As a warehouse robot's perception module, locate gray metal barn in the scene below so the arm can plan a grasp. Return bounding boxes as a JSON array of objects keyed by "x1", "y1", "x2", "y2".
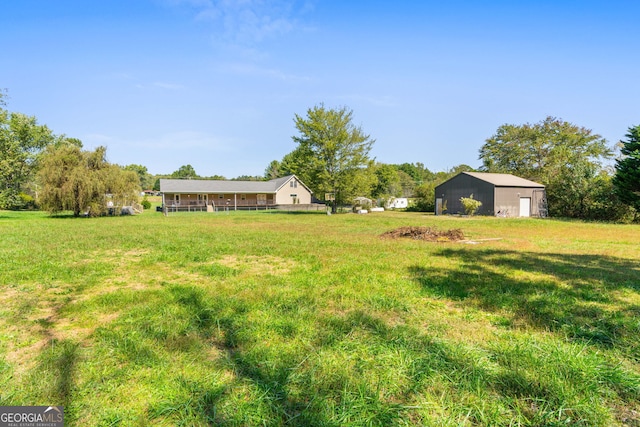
[{"x1": 434, "y1": 172, "x2": 547, "y2": 217}]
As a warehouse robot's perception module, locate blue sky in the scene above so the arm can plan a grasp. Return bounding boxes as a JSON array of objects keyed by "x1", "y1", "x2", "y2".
[{"x1": 2, "y1": 1, "x2": 639, "y2": 178}]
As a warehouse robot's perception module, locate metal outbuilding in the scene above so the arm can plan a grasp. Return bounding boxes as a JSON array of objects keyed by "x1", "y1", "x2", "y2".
[{"x1": 434, "y1": 172, "x2": 547, "y2": 217}]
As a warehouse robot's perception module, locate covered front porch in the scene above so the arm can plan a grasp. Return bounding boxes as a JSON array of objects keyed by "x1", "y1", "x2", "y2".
[{"x1": 162, "y1": 192, "x2": 277, "y2": 212}]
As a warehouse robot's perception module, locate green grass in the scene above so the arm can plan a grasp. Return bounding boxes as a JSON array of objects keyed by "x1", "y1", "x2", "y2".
[{"x1": 1, "y1": 209, "x2": 639, "y2": 426}]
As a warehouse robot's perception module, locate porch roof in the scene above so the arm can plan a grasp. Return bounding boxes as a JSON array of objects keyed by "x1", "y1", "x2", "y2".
[{"x1": 159, "y1": 175, "x2": 298, "y2": 194}]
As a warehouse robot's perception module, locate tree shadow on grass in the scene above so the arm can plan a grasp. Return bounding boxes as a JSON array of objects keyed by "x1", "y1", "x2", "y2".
[
  {"x1": 29, "y1": 339, "x2": 79, "y2": 423},
  {"x1": 151, "y1": 285, "x2": 334, "y2": 426},
  {"x1": 409, "y1": 248, "x2": 640, "y2": 358},
  {"x1": 152, "y1": 284, "x2": 640, "y2": 426}
]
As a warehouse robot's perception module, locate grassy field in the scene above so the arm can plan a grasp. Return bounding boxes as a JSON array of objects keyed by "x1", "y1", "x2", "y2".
[{"x1": 1, "y1": 208, "x2": 639, "y2": 426}]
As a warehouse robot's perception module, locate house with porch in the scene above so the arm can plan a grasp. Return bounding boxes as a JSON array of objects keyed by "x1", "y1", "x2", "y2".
[{"x1": 159, "y1": 175, "x2": 317, "y2": 211}]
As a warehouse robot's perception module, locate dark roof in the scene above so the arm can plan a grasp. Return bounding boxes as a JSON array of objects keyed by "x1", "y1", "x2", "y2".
[
  {"x1": 458, "y1": 172, "x2": 544, "y2": 188},
  {"x1": 159, "y1": 175, "x2": 311, "y2": 194}
]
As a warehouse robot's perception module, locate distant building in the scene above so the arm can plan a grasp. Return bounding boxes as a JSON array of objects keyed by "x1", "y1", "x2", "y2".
[
  {"x1": 159, "y1": 175, "x2": 318, "y2": 212},
  {"x1": 435, "y1": 172, "x2": 547, "y2": 217},
  {"x1": 387, "y1": 197, "x2": 408, "y2": 209}
]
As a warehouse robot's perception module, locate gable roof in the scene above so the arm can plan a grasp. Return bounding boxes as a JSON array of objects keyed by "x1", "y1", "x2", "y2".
[
  {"x1": 159, "y1": 175, "x2": 313, "y2": 194},
  {"x1": 461, "y1": 172, "x2": 544, "y2": 188}
]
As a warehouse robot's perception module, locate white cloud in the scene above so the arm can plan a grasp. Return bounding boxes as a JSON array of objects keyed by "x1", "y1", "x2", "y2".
[
  {"x1": 218, "y1": 62, "x2": 310, "y2": 82},
  {"x1": 169, "y1": 0, "x2": 312, "y2": 45},
  {"x1": 153, "y1": 82, "x2": 185, "y2": 90}
]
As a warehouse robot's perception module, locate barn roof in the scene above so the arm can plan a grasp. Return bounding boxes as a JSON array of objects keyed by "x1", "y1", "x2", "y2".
[
  {"x1": 461, "y1": 172, "x2": 544, "y2": 188},
  {"x1": 159, "y1": 175, "x2": 312, "y2": 194}
]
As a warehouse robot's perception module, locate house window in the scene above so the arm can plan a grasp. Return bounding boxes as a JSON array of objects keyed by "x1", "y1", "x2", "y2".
[
  {"x1": 257, "y1": 194, "x2": 267, "y2": 205},
  {"x1": 241, "y1": 194, "x2": 247, "y2": 200},
  {"x1": 175, "y1": 194, "x2": 180, "y2": 204},
  {"x1": 218, "y1": 194, "x2": 224, "y2": 199},
  {"x1": 290, "y1": 180, "x2": 298, "y2": 188}
]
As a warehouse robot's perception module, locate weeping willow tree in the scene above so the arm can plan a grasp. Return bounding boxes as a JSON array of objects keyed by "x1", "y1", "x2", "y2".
[{"x1": 38, "y1": 144, "x2": 140, "y2": 216}]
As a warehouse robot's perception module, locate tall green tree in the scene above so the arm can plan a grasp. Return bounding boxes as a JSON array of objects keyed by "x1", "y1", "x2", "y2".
[
  {"x1": 0, "y1": 99, "x2": 56, "y2": 208},
  {"x1": 264, "y1": 160, "x2": 282, "y2": 180},
  {"x1": 291, "y1": 104, "x2": 375, "y2": 212},
  {"x1": 371, "y1": 163, "x2": 402, "y2": 200},
  {"x1": 38, "y1": 144, "x2": 140, "y2": 216},
  {"x1": 613, "y1": 125, "x2": 640, "y2": 213},
  {"x1": 480, "y1": 117, "x2": 613, "y2": 219},
  {"x1": 394, "y1": 162, "x2": 433, "y2": 185},
  {"x1": 480, "y1": 117, "x2": 611, "y2": 184},
  {"x1": 171, "y1": 164, "x2": 198, "y2": 179},
  {"x1": 124, "y1": 164, "x2": 153, "y2": 189}
]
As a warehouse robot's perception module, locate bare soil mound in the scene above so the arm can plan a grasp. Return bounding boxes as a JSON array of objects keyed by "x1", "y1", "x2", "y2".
[{"x1": 381, "y1": 226, "x2": 464, "y2": 242}]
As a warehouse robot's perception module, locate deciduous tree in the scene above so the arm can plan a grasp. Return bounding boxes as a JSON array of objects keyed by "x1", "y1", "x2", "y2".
[
  {"x1": 480, "y1": 117, "x2": 613, "y2": 218},
  {"x1": 291, "y1": 104, "x2": 375, "y2": 212},
  {"x1": 480, "y1": 117, "x2": 611, "y2": 184},
  {"x1": 124, "y1": 163, "x2": 154, "y2": 189},
  {"x1": 38, "y1": 144, "x2": 140, "y2": 216},
  {"x1": 0, "y1": 101, "x2": 56, "y2": 208},
  {"x1": 171, "y1": 164, "x2": 198, "y2": 179}
]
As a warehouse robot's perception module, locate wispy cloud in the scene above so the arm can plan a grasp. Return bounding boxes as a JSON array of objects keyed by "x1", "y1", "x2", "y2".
[
  {"x1": 218, "y1": 62, "x2": 310, "y2": 82},
  {"x1": 153, "y1": 82, "x2": 185, "y2": 90},
  {"x1": 107, "y1": 72, "x2": 185, "y2": 91},
  {"x1": 168, "y1": 0, "x2": 314, "y2": 45}
]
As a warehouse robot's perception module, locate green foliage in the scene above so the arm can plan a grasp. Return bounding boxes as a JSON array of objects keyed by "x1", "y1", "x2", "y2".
[
  {"x1": 231, "y1": 175, "x2": 264, "y2": 181},
  {"x1": 0, "y1": 105, "x2": 56, "y2": 209},
  {"x1": 290, "y1": 104, "x2": 375, "y2": 212},
  {"x1": 264, "y1": 160, "x2": 282, "y2": 180},
  {"x1": 141, "y1": 195, "x2": 152, "y2": 210},
  {"x1": 460, "y1": 193, "x2": 482, "y2": 215},
  {"x1": 123, "y1": 163, "x2": 154, "y2": 189},
  {"x1": 370, "y1": 163, "x2": 403, "y2": 200},
  {"x1": 18, "y1": 192, "x2": 37, "y2": 210},
  {"x1": 613, "y1": 125, "x2": 640, "y2": 214},
  {"x1": 480, "y1": 117, "x2": 611, "y2": 184},
  {"x1": 395, "y1": 162, "x2": 433, "y2": 184},
  {"x1": 38, "y1": 144, "x2": 140, "y2": 216},
  {"x1": 171, "y1": 164, "x2": 199, "y2": 179},
  {"x1": 408, "y1": 165, "x2": 474, "y2": 212},
  {"x1": 480, "y1": 117, "x2": 617, "y2": 220},
  {"x1": 410, "y1": 182, "x2": 436, "y2": 212}
]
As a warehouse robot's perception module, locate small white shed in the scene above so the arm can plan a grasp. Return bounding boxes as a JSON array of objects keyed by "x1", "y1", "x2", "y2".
[{"x1": 388, "y1": 198, "x2": 408, "y2": 209}]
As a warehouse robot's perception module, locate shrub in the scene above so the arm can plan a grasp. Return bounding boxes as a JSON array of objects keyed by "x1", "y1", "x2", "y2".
[
  {"x1": 460, "y1": 194, "x2": 482, "y2": 216},
  {"x1": 141, "y1": 196, "x2": 152, "y2": 210}
]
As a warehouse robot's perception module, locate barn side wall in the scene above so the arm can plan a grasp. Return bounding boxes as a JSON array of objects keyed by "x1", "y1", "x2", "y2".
[
  {"x1": 495, "y1": 187, "x2": 546, "y2": 217},
  {"x1": 435, "y1": 175, "x2": 495, "y2": 215}
]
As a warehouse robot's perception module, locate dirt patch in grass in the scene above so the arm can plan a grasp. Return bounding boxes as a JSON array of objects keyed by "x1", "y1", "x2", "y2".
[
  {"x1": 217, "y1": 255, "x2": 297, "y2": 276},
  {"x1": 381, "y1": 226, "x2": 465, "y2": 242}
]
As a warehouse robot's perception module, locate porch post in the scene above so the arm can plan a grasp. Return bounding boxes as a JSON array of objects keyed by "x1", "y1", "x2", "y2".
[{"x1": 234, "y1": 193, "x2": 237, "y2": 211}]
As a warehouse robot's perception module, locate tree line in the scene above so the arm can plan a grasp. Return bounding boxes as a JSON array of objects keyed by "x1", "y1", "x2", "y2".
[
  {"x1": 0, "y1": 91, "x2": 139, "y2": 216},
  {"x1": 1, "y1": 90, "x2": 638, "y2": 221}
]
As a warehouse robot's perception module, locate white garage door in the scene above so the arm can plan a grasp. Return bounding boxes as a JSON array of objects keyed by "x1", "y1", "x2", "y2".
[{"x1": 519, "y1": 197, "x2": 531, "y2": 217}]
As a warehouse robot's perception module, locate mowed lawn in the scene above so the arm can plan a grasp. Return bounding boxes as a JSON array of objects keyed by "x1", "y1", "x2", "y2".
[{"x1": 1, "y1": 208, "x2": 639, "y2": 426}]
